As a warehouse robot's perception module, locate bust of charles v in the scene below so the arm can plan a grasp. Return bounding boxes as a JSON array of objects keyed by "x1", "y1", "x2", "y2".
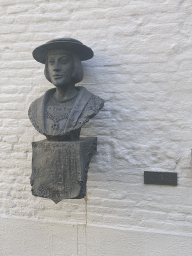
[{"x1": 28, "y1": 38, "x2": 104, "y2": 141}]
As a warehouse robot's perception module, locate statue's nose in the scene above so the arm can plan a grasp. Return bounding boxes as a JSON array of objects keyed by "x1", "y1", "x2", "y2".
[{"x1": 53, "y1": 61, "x2": 60, "y2": 71}]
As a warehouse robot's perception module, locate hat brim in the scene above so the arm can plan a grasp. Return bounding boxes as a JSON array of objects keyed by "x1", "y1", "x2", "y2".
[{"x1": 32, "y1": 40, "x2": 94, "y2": 64}]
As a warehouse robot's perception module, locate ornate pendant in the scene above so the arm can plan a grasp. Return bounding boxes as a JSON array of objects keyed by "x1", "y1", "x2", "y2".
[{"x1": 52, "y1": 122, "x2": 59, "y2": 130}]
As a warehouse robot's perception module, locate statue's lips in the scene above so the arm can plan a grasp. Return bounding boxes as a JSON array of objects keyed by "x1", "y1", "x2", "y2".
[{"x1": 53, "y1": 75, "x2": 63, "y2": 79}]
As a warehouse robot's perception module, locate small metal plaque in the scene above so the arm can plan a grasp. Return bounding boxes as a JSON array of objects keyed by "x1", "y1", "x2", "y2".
[{"x1": 144, "y1": 171, "x2": 177, "y2": 186}]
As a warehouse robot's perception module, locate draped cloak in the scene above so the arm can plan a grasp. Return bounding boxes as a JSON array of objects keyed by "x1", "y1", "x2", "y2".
[{"x1": 28, "y1": 86, "x2": 104, "y2": 138}]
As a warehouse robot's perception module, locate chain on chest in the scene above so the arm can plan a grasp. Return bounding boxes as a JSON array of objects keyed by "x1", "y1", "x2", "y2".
[{"x1": 45, "y1": 96, "x2": 76, "y2": 130}]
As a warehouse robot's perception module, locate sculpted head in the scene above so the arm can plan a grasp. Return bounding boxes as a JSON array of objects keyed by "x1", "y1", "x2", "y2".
[
  {"x1": 32, "y1": 38, "x2": 94, "y2": 89},
  {"x1": 44, "y1": 49, "x2": 83, "y2": 88}
]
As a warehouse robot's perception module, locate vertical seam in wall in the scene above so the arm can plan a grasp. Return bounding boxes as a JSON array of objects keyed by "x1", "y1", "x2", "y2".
[
  {"x1": 51, "y1": 223, "x2": 54, "y2": 255},
  {"x1": 77, "y1": 224, "x2": 78, "y2": 255},
  {"x1": 85, "y1": 192, "x2": 87, "y2": 256}
]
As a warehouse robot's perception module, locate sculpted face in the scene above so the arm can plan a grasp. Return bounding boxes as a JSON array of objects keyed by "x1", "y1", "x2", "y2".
[{"x1": 47, "y1": 49, "x2": 74, "y2": 88}]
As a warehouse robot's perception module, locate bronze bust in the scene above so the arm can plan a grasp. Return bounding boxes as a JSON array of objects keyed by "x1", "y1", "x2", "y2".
[
  {"x1": 28, "y1": 38, "x2": 104, "y2": 141},
  {"x1": 28, "y1": 38, "x2": 104, "y2": 202}
]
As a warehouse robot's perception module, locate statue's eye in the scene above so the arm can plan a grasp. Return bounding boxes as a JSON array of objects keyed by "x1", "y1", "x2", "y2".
[
  {"x1": 48, "y1": 59, "x2": 55, "y2": 65},
  {"x1": 60, "y1": 57, "x2": 70, "y2": 64}
]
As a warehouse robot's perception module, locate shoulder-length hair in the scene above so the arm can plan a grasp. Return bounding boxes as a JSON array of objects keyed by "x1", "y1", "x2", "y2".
[{"x1": 44, "y1": 52, "x2": 84, "y2": 84}]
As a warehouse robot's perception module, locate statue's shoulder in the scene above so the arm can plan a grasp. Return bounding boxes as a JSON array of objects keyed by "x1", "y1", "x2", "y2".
[
  {"x1": 28, "y1": 96, "x2": 43, "y2": 134},
  {"x1": 78, "y1": 86, "x2": 104, "y2": 112},
  {"x1": 28, "y1": 98, "x2": 39, "y2": 122},
  {"x1": 88, "y1": 93, "x2": 105, "y2": 112},
  {"x1": 28, "y1": 94, "x2": 43, "y2": 120},
  {"x1": 74, "y1": 87, "x2": 104, "y2": 129},
  {"x1": 28, "y1": 88, "x2": 54, "y2": 117},
  {"x1": 28, "y1": 89, "x2": 54, "y2": 133}
]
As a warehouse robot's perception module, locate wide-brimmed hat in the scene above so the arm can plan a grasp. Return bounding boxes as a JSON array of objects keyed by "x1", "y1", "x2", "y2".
[{"x1": 32, "y1": 38, "x2": 94, "y2": 64}]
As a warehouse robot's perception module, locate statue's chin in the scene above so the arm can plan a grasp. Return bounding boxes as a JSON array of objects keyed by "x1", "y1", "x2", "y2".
[
  {"x1": 52, "y1": 82, "x2": 71, "y2": 90},
  {"x1": 51, "y1": 78, "x2": 73, "y2": 90}
]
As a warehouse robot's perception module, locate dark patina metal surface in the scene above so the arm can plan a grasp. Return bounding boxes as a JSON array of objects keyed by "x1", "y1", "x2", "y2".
[
  {"x1": 31, "y1": 138, "x2": 97, "y2": 203},
  {"x1": 28, "y1": 38, "x2": 104, "y2": 202}
]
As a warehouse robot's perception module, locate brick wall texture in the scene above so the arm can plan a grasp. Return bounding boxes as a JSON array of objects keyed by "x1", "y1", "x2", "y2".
[{"x1": 1, "y1": 0, "x2": 192, "y2": 255}]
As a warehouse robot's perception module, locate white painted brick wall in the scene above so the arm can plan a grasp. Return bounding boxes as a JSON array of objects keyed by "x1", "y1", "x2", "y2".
[{"x1": 1, "y1": 0, "x2": 192, "y2": 255}]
